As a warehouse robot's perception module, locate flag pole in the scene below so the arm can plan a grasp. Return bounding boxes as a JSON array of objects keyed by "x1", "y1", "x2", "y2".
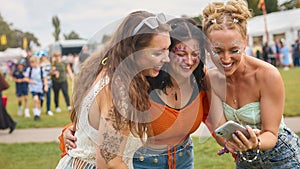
[{"x1": 258, "y1": 0, "x2": 269, "y2": 42}]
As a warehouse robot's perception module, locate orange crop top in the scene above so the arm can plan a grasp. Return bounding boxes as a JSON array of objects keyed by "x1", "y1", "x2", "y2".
[{"x1": 149, "y1": 90, "x2": 209, "y2": 144}]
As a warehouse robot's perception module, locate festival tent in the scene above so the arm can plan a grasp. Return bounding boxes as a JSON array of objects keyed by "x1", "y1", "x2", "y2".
[
  {"x1": 247, "y1": 8, "x2": 300, "y2": 46},
  {"x1": 0, "y1": 48, "x2": 26, "y2": 62}
]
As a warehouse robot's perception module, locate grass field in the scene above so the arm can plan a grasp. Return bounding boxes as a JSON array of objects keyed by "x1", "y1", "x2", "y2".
[
  {"x1": 1, "y1": 134, "x2": 300, "y2": 169},
  {"x1": 2, "y1": 67, "x2": 300, "y2": 129}
]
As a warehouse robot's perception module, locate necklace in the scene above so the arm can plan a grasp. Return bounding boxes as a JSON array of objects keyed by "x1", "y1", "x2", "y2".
[{"x1": 233, "y1": 99, "x2": 237, "y2": 104}]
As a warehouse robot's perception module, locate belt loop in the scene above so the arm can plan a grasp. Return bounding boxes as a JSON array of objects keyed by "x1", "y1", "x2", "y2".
[
  {"x1": 173, "y1": 146, "x2": 176, "y2": 169},
  {"x1": 168, "y1": 145, "x2": 172, "y2": 169}
]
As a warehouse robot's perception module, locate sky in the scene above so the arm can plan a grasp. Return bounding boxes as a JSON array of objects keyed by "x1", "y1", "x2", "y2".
[{"x1": 0, "y1": 0, "x2": 288, "y2": 49}]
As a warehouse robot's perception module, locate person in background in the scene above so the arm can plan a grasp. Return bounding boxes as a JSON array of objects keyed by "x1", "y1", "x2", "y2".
[
  {"x1": 39, "y1": 51, "x2": 54, "y2": 116},
  {"x1": 202, "y1": 0, "x2": 300, "y2": 168},
  {"x1": 12, "y1": 58, "x2": 30, "y2": 117},
  {"x1": 262, "y1": 42, "x2": 273, "y2": 63},
  {"x1": 51, "y1": 51, "x2": 73, "y2": 113},
  {"x1": 0, "y1": 72, "x2": 17, "y2": 133},
  {"x1": 24, "y1": 56, "x2": 48, "y2": 121},
  {"x1": 279, "y1": 39, "x2": 291, "y2": 70},
  {"x1": 24, "y1": 49, "x2": 33, "y2": 69},
  {"x1": 72, "y1": 53, "x2": 80, "y2": 75},
  {"x1": 292, "y1": 39, "x2": 300, "y2": 67},
  {"x1": 79, "y1": 45, "x2": 90, "y2": 64}
]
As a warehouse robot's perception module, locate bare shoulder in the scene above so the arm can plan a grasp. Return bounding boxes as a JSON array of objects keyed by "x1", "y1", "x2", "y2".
[{"x1": 255, "y1": 60, "x2": 282, "y2": 86}]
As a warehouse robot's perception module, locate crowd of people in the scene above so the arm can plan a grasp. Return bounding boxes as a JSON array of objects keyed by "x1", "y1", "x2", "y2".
[
  {"x1": 249, "y1": 36, "x2": 300, "y2": 70},
  {"x1": 0, "y1": 48, "x2": 78, "y2": 122}
]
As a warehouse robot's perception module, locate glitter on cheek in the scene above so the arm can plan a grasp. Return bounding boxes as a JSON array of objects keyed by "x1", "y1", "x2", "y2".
[
  {"x1": 192, "y1": 58, "x2": 198, "y2": 64},
  {"x1": 181, "y1": 58, "x2": 185, "y2": 63}
]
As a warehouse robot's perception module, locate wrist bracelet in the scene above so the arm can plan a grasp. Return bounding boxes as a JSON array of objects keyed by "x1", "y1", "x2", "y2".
[{"x1": 239, "y1": 137, "x2": 260, "y2": 163}]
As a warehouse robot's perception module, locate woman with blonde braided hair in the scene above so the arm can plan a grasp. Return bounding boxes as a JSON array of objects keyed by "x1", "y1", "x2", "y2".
[{"x1": 203, "y1": 0, "x2": 300, "y2": 168}]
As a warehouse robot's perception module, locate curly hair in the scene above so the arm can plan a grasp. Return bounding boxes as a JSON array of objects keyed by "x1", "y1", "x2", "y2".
[{"x1": 202, "y1": 0, "x2": 252, "y2": 39}]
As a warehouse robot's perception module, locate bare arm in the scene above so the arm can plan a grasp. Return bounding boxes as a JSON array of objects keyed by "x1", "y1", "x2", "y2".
[
  {"x1": 258, "y1": 66, "x2": 284, "y2": 150},
  {"x1": 66, "y1": 64, "x2": 74, "y2": 80},
  {"x1": 96, "y1": 86, "x2": 129, "y2": 169},
  {"x1": 227, "y1": 66, "x2": 284, "y2": 152}
]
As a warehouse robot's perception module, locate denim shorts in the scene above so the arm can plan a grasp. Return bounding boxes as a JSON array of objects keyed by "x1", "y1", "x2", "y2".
[
  {"x1": 133, "y1": 136, "x2": 194, "y2": 169},
  {"x1": 31, "y1": 92, "x2": 44, "y2": 101},
  {"x1": 16, "y1": 86, "x2": 28, "y2": 97},
  {"x1": 236, "y1": 127, "x2": 300, "y2": 169}
]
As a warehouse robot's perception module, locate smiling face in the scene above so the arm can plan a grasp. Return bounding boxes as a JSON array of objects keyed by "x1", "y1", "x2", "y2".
[
  {"x1": 208, "y1": 29, "x2": 246, "y2": 76},
  {"x1": 135, "y1": 32, "x2": 171, "y2": 77},
  {"x1": 169, "y1": 39, "x2": 200, "y2": 79}
]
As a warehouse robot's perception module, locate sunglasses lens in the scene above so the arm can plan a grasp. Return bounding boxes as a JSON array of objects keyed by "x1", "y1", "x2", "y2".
[
  {"x1": 145, "y1": 17, "x2": 158, "y2": 29},
  {"x1": 156, "y1": 13, "x2": 167, "y2": 23}
]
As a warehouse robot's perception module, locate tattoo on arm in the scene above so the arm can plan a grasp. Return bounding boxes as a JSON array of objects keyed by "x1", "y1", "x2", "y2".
[
  {"x1": 100, "y1": 131, "x2": 125, "y2": 163},
  {"x1": 99, "y1": 107, "x2": 128, "y2": 164}
]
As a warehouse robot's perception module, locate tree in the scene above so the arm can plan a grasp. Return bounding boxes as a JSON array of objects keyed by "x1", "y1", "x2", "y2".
[
  {"x1": 52, "y1": 15, "x2": 61, "y2": 41},
  {"x1": 63, "y1": 31, "x2": 81, "y2": 40},
  {"x1": 246, "y1": 0, "x2": 279, "y2": 16},
  {"x1": 0, "y1": 14, "x2": 40, "y2": 51},
  {"x1": 279, "y1": 0, "x2": 299, "y2": 10}
]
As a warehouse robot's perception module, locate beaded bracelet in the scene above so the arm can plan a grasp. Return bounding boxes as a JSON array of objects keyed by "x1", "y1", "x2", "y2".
[{"x1": 239, "y1": 137, "x2": 261, "y2": 163}]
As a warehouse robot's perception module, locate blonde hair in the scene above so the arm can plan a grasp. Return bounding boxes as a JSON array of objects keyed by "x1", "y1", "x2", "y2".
[
  {"x1": 202, "y1": 0, "x2": 252, "y2": 39},
  {"x1": 30, "y1": 56, "x2": 39, "y2": 64}
]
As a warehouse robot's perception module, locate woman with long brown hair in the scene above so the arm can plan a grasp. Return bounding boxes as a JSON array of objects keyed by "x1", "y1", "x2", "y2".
[{"x1": 56, "y1": 10, "x2": 171, "y2": 169}]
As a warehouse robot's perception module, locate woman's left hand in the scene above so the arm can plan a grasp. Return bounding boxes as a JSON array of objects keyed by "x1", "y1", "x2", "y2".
[{"x1": 227, "y1": 126, "x2": 260, "y2": 152}]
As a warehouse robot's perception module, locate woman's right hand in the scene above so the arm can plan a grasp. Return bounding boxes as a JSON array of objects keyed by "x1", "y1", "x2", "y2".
[{"x1": 63, "y1": 125, "x2": 77, "y2": 151}]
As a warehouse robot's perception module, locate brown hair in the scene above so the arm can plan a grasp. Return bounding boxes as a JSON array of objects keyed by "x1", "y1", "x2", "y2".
[
  {"x1": 71, "y1": 11, "x2": 171, "y2": 139},
  {"x1": 202, "y1": 0, "x2": 252, "y2": 39}
]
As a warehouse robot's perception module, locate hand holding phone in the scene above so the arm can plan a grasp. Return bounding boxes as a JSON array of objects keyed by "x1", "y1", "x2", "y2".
[{"x1": 214, "y1": 120, "x2": 250, "y2": 140}]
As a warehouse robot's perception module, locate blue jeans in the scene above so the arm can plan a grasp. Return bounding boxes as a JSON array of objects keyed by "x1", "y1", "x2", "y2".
[
  {"x1": 45, "y1": 85, "x2": 52, "y2": 111},
  {"x1": 133, "y1": 136, "x2": 194, "y2": 169},
  {"x1": 236, "y1": 127, "x2": 300, "y2": 169}
]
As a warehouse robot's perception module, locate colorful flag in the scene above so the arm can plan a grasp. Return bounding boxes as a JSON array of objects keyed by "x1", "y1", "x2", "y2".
[
  {"x1": 0, "y1": 34, "x2": 7, "y2": 45},
  {"x1": 23, "y1": 37, "x2": 28, "y2": 49},
  {"x1": 257, "y1": 0, "x2": 266, "y2": 10}
]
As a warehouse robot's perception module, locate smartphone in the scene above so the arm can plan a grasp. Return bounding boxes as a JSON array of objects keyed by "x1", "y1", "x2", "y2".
[{"x1": 214, "y1": 120, "x2": 250, "y2": 140}]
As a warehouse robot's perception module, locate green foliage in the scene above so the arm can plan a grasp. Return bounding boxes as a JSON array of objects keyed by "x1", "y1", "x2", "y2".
[
  {"x1": 52, "y1": 15, "x2": 61, "y2": 42},
  {"x1": 279, "y1": 0, "x2": 299, "y2": 10},
  {"x1": 63, "y1": 31, "x2": 81, "y2": 40},
  {"x1": 0, "y1": 142, "x2": 61, "y2": 169},
  {"x1": 0, "y1": 133, "x2": 299, "y2": 169},
  {"x1": 0, "y1": 14, "x2": 40, "y2": 51},
  {"x1": 246, "y1": 0, "x2": 279, "y2": 16}
]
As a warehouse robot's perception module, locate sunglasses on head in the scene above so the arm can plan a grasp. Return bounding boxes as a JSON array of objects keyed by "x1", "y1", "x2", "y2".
[{"x1": 132, "y1": 13, "x2": 167, "y2": 36}]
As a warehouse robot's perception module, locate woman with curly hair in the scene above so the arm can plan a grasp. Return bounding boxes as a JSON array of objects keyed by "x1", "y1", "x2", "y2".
[{"x1": 202, "y1": 0, "x2": 300, "y2": 168}]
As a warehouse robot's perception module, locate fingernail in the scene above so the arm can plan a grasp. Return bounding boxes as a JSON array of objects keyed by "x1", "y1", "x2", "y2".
[
  {"x1": 232, "y1": 133, "x2": 236, "y2": 138},
  {"x1": 246, "y1": 125, "x2": 250, "y2": 129}
]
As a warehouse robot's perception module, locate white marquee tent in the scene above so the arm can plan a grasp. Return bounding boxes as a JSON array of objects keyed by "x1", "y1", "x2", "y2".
[
  {"x1": 247, "y1": 8, "x2": 300, "y2": 46},
  {"x1": 0, "y1": 48, "x2": 26, "y2": 62}
]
